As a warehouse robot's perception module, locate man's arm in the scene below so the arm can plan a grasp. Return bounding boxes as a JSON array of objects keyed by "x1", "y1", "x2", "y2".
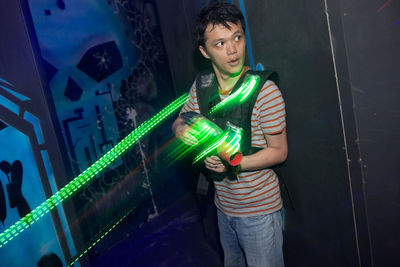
[
  {"x1": 172, "y1": 80, "x2": 200, "y2": 145},
  {"x1": 204, "y1": 129, "x2": 287, "y2": 173},
  {"x1": 172, "y1": 115, "x2": 199, "y2": 146},
  {"x1": 172, "y1": 116, "x2": 185, "y2": 136},
  {"x1": 240, "y1": 129, "x2": 287, "y2": 171}
]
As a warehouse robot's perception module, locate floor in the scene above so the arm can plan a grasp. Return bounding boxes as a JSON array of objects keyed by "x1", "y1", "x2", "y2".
[{"x1": 89, "y1": 192, "x2": 224, "y2": 267}]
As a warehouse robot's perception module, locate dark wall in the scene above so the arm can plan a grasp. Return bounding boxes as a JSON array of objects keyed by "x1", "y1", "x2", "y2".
[
  {"x1": 338, "y1": 0, "x2": 400, "y2": 266},
  {"x1": 156, "y1": 0, "x2": 400, "y2": 266},
  {"x1": 244, "y1": 0, "x2": 362, "y2": 266},
  {"x1": 155, "y1": 0, "x2": 204, "y2": 94}
]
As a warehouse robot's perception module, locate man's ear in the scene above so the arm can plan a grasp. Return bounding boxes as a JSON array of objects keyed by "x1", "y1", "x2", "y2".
[{"x1": 199, "y1": 45, "x2": 210, "y2": 59}]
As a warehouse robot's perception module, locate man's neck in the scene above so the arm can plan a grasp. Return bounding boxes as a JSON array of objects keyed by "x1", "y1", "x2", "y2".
[{"x1": 213, "y1": 65, "x2": 247, "y2": 94}]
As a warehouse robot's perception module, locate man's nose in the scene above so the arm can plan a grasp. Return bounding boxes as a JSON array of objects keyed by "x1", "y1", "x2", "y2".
[{"x1": 226, "y1": 42, "x2": 237, "y2": 55}]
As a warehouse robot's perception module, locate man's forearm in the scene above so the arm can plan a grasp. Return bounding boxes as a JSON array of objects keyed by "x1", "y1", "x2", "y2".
[
  {"x1": 240, "y1": 147, "x2": 287, "y2": 171},
  {"x1": 239, "y1": 130, "x2": 288, "y2": 171}
]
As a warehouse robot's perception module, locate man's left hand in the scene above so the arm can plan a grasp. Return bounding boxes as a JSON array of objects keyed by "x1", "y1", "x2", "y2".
[{"x1": 204, "y1": 155, "x2": 226, "y2": 173}]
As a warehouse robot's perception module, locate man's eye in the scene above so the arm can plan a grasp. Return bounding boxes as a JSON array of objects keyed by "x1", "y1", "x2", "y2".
[
  {"x1": 234, "y1": 35, "x2": 242, "y2": 41},
  {"x1": 216, "y1": 42, "x2": 224, "y2": 47}
]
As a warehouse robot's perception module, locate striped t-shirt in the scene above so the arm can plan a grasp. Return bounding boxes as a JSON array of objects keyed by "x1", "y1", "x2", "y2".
[{"x1": 180, "y1": 68, "x2": 286, "y2": 217}]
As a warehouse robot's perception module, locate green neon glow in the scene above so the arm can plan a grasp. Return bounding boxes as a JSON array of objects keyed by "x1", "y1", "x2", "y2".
[
  {"x1": 224, "y1": 125, "x2": 242, "y2": 155},
  {"x1": 193, "y1": 132, "x2": 229, "y2": 163},
  {"x1": 209, "y1": 75, "x2": 260, "y2": 114},
  {"x1": 189, "y1": 118, "x2": 221, "y2": 144},
  {"x1": 0, "y1": 94, "x2": 188, "y2": 249},
  {"x1": 239, "y1": 75, "x2": 260, "y2": 102},
  {"x1": 167, "y1": 117, "x2": 223, "y2": 165}
]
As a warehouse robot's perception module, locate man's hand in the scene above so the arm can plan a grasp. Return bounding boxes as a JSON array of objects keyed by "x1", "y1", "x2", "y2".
[
  {"x1": 172, "y1": 116, "x2": 198, "y2": 146},
  {"x1": 204, "y1": 155, "x2": 226, "y2": 173},
  {"x1": 175, "y1": 124, "x2": 198, "y2": 146}
]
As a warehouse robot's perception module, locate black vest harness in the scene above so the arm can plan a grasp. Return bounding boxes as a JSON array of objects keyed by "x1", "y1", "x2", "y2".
[
  {"x1": 195, "y1": 69, "x2": 279, "y2": 181},
  {"x1": 196, "y1": 69, "x2": 279, "y2": 156}
]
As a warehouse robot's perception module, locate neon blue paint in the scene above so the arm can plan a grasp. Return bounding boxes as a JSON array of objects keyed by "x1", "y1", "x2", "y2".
[
  {"x1": 0, "y1": 94, "x2": 19, "y2": 115},
  {"x1": 24, "y1": 112, "x2": 44, "y2": 145},
  {"x1": 0, "y1": 85, "x2": 30, "y2": 101},
  {"x1": 256, "y1": 63, "x2": 264, "y2": 71},
  {"x1": 0, "y1": 127, "x2": 64, "y2": 266},
  {"x1": 0, "y1": 78, "x2": 14, "y2": 87},
  {"x1": 239, "y1": 0, "x2": 255, "y2": 70}
]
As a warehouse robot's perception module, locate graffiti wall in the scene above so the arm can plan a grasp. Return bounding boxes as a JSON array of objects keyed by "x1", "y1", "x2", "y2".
[
  {"x1": 1, "y1": 0, "x2": 180, "y2": 265},
  {"x1": 27, "y1": 0, "x2": 177, "y2": 249},
  {"x1": 0, "y1": 81, "x2": 67, "y2": 265}
]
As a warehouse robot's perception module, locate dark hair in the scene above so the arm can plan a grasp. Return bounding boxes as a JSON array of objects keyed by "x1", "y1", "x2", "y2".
[{"x1": 195, "y1": 2, "x2": 245, "y2": 47}]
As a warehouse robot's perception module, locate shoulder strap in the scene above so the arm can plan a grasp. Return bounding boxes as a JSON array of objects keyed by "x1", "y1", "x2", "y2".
[
  {"x1": 242, "y1": 70, "x2": 279, "y2": 155},
  {"x1": 195, "y1": 70, "x2": 218, "y2": 115}
]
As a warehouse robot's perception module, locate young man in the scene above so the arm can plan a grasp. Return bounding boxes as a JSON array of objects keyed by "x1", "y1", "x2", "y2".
[{"x1": 172, "y1": 2, "x2": 287, "y2": 266}]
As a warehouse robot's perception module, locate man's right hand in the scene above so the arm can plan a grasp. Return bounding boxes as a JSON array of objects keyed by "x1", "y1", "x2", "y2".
[
  {"x1": 174, "y1": 123, "x2": 199, "y2": 146},
  {"x1": 172, "y1": 116, "x2": 199, "y2": 146}
]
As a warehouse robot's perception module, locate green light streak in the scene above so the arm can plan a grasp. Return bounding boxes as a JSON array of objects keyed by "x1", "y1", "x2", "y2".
[
  {"x1": 68, "y1": 207, "x2": 135, "y2": 266},
  {"x1": 190, "y1": 118, "x2": 221, "y2": 144},
  {"x1": 209, "y1": 75, "x2": 260, "y2": 114},
  {"x1": 167, "y1": 117, "x2": 223, "y2": 165},
  {"x1": 193, "y1": 132, "x2": 229, "y2": 163},
  {"x1": 239, "y1": 75, "x2": 260, "y2": 102},
  {"x1": 0, "y1": 94, "x2": 188, "y2": 249},
  {"x1": 224, "y1": 126, "x2": 242, "y2": 155}
]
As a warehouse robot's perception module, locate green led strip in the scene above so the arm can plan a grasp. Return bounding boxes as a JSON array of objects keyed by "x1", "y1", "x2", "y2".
[
  {"x1": 209, "y1": 75, "x2": 260, "y2": 114},
  {"x1": 0, "y1": 94, "x2": 188, "y2": 249}
]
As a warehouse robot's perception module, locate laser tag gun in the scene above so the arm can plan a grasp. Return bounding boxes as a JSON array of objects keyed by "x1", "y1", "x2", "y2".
[{"x1": 180, "y1": 111, "x2": 243, "y2": 181}]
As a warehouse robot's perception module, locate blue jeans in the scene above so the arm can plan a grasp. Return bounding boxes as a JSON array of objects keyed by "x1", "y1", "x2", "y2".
[{"x1": 217, "y1": 210, "x2": 284, "y2": 267}]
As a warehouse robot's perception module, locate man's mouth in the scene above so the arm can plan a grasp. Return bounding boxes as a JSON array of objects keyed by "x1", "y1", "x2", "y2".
[{"x1": 229, "y1": 58, "x2": 240, "y2": 65}]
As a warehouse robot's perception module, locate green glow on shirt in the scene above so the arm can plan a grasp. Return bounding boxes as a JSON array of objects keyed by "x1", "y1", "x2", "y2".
[{"x1": 209, "y1": 75, "x2": 260, "y2": 115}]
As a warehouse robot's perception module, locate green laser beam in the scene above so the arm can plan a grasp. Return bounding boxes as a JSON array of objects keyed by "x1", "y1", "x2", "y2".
[
  {"x1": 0, "y1": 94, "x2": 188, "y2": 249},
  {"x1": 68, "y1": 206, "x2": 136, "y2": 266}
]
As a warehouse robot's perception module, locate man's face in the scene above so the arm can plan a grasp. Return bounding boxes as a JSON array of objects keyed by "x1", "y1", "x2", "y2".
[{"x1": 199, "y1": 22, "x2": 246, "y2": 79}]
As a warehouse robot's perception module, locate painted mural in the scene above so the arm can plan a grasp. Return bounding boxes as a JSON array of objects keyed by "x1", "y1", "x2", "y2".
[
  {"x1": 0, "y1": 0, "x2": 176, "y2": 265},
  {"x1": 0, "y1": 78, "x2": 69, "y2": 266},
  {"x1": 28, "y1": 0, "x2": 176, "y2": 243}
]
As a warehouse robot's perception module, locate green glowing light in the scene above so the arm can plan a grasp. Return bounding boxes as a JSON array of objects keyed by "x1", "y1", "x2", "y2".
[
  {"x1": 209, "y1": 75, "x2": 260, "y2": 114},
  {"x1": 0, "y1": 94, "x2": 188, "y2": 249},
  {"x1": 193, "y1": 132, "x2": 229, "y2": 163},
  {"x1": 224, "y1": 124, "x2": 242, "y2": 155},
  {"x1": 189, "y1": 118, "x2": 222, "y2": 144},
  {"x1": 192, "y1": 121, "x2": 243, "y2": 164},
  {"x1": 167, "y1": 116, "x2": 224, "y2": 164}
]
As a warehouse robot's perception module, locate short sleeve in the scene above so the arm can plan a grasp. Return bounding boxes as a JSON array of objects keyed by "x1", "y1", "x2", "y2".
[
  {"x1": 254, "y1": 80, "x2": 286, "y2": 135},
  {"x1": 180, "y1": 81, "x2": 200, "y2": 115}
]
